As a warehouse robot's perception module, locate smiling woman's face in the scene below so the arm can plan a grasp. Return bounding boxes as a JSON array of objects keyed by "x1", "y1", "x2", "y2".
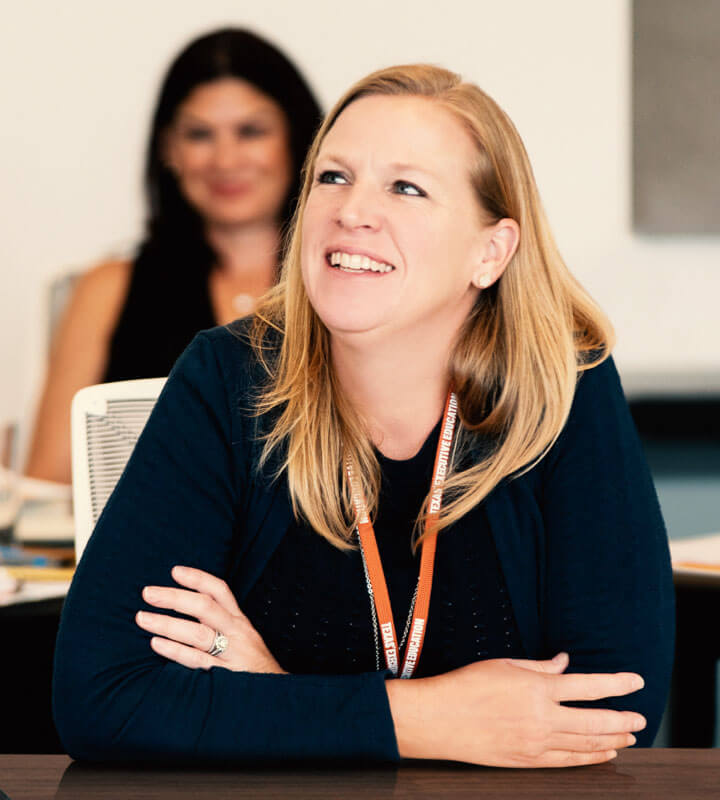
[
  {"x1": 301, "y1": 94, "x2": 489, "y2": 344},
  {"x1": 164, "y1": 77, "x2": 292, "y2": 229}
]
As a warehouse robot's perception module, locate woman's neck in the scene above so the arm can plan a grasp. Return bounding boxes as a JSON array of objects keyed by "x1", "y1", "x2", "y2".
[
  {"x1": 331, "y1": 328, "x2": 454, "y2": 460},
  {"x1": 206, "y1": 220, "x2": 280, "y2": 279}
]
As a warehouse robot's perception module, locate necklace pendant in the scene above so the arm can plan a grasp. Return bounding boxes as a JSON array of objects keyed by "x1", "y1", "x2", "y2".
[{"x1": 231, "y1": 293, "x2": 256, "y2": 315}]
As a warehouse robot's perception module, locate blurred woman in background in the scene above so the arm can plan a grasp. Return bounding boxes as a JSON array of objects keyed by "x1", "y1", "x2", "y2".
[{"x1": 25, "y1": 28, "x2": 321, "y2": 483}]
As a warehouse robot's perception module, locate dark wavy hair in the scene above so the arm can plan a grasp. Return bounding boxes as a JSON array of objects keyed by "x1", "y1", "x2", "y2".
[{"x1": 137, "y1": 28, "x2": 322, "y2": 280}]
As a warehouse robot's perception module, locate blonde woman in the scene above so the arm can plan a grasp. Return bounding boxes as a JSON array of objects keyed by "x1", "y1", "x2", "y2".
[{"x1": 54, "y1": 65, "x2": 673, "y2": 767}]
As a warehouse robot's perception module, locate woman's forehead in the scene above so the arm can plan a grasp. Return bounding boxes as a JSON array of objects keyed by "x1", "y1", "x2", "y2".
[
  {"x1": 318, "y1": 95, "x2": 477, "y2": 174},
  {"x1": 178, "y1": 77, "x2": 285, "y2": 122}
]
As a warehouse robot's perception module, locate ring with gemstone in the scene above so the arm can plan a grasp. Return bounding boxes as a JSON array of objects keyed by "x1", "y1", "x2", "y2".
[{"x1": 207, "y1": 630, "x2": 228, "y2": 657}]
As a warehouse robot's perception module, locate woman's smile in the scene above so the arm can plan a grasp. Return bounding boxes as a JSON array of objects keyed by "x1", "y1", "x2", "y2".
[{"x1": 326, "y1": 249, "x2": 396, "y2": 275}]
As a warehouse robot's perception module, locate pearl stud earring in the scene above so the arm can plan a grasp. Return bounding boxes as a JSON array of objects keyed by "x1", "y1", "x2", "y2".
[{"x1": 477, "y1": 273, "x2": 492, "y2": 288}]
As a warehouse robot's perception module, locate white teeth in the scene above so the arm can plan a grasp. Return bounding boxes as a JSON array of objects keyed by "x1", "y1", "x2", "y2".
[{"x1": 328, "y1": 251, "x2": 394, "y2": 273}]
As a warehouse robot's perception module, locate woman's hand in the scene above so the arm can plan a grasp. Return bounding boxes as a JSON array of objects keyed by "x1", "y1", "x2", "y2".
[
  {"x1": 136, "y1": 565, "x2": 286, "y2": 674},
  {"x1": 386, "y1": 653, "x2": 646, "y2": 768}
]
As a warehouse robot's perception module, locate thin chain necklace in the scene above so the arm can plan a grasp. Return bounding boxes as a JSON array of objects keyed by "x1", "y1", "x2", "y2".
[{"x1": 358, "y1": 530, "x2": 420, "y2": 671}]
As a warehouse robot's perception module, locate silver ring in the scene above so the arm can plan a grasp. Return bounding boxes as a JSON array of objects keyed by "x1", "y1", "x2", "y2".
[{"x1": 207, "y1": 630, "x2": 228, "y2": 657}]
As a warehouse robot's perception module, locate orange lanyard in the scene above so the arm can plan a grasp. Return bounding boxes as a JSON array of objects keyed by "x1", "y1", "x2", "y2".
[{"x1": 347, "y1": 391, "x2": 459, "y2": 679}]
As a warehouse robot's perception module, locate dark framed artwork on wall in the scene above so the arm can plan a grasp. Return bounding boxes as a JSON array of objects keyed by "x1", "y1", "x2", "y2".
[{"x1": 633, "y1": 0, "x2": 720, "y2": 233}]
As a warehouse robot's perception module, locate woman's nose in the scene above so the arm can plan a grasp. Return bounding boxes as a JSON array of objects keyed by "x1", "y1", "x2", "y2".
[
  {"x1": 335, "y1": 183, "x2": 382, "y2": 231},
  {"x1": 211, "y1": 135, "x2": 245, "y2": 170}
]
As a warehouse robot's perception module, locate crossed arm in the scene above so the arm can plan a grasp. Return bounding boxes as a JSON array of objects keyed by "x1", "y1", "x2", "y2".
[{"x1": 135, "y1": 564, "x2": 645, "y2": 768}]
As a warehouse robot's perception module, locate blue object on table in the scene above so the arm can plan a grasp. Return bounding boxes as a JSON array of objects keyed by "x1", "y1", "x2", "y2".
[{"x1": 0, "y1": 544, "x2": 59, "y2": 566}]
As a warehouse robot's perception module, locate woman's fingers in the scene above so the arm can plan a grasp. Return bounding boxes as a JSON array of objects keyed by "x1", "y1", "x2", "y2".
[
  {"x1": 555, "y1": 705, "x2": 646, "y2": 736},
  {"x1": 136, "y1": 610, "x2": 214, "y2": 653},
  {"x1": 533, "y1": 749, "x2": 618, "y2": 768},
  {"x1": 170, "y1": 566, "x2": 242, "y2": 617},
  {"x1": 550, "y1": 731, "x2": 636, "y2": 753},
  {"x1": 150, "y1": 635, "x2": 218, "y2": 671},
  {"x1": 548, "y1": 671, "x2": 644, "y2": 702},
  {"x1": 142, "y1": 585, "x2": 230, "y2": 633}
]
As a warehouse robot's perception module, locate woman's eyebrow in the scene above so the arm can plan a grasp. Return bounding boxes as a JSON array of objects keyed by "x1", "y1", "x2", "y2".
[
  {"x1": 315, "y1": 153, "x2": 351, "y2": 168},
  {"x1": 316, "y1": 154, "x2": 438, "y2": 181},
  {"x1": 177, "y1": 110, "x2": 275, "y2": 127}
]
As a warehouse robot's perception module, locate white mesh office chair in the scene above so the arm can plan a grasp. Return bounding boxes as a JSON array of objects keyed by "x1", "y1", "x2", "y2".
[{"x1": 71, "y1": 378, "x2": 166, "y2": 561}]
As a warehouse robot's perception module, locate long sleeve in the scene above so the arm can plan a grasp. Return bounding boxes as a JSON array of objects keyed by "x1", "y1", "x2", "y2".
[
  {"x1": 53, "y1": 329, "x2": 399, "y2": 762},
  {"x1": 539, "y1": 356, "x2": 675, "y2": 746}
]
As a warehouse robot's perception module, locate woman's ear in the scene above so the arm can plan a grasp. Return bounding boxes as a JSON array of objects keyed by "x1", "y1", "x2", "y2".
[{"x1": 471, "y1": 218, "x2": 520, "y2": 290}]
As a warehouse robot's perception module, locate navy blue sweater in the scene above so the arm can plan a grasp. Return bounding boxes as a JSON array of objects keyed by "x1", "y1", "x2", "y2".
[
  {"x1": 53, "y1": 321, "x2": 674, "y2": 761},
  {"x1": 241, "y1": 418, "x2": 526, "y2": 678}
]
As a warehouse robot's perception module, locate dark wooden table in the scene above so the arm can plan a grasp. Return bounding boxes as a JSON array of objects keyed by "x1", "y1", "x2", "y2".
[{"x1": 0, "y1": 750, "x2": 718, "y2": 799}]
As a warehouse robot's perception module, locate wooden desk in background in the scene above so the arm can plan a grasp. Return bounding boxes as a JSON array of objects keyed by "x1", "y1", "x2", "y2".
[{"x1": 1, "y1": 750, "x2": 719, "y2": 799}]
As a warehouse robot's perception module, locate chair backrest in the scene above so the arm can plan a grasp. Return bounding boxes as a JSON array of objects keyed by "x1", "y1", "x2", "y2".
[{"x1": 71, "y1": 378, "x2": 166, "y2": 562}]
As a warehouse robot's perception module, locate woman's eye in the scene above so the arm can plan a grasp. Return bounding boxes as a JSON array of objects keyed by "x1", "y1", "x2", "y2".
[
  {"x1": 183, "y1": 128, "x2": 211, "y2": 141},
  {"x1": 317, "y1": 170, "x2": 348, "y2": 185},
  {"x1": 393, "y1": 180, "x2": 426, "y2": 197},
  {"x1": 237, "y1": 125, "x2": 268, "y2": 139}
]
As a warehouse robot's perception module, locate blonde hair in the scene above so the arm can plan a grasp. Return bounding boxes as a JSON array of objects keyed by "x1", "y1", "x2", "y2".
[{"x1": 251, "y1": 64, "x2": 613, "y2": 550}]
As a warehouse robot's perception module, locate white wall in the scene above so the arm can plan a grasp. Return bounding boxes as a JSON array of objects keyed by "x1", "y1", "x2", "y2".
[{"x1": 2, "y1": 0, "x2": 719, "y2": 425}]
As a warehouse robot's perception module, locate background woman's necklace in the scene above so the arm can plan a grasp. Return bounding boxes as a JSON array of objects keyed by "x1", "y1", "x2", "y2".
[{"x1": 231, "y1": 293, "x2": 256, "y2": 315}]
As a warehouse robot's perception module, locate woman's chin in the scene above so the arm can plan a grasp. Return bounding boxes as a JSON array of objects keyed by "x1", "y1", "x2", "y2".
[
  {"x1": 194, "y1": 200, "x2": 280, "y2": 229},
  {"x1": 318, "y1": 311, "x2": 391, "y2": 340}
]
